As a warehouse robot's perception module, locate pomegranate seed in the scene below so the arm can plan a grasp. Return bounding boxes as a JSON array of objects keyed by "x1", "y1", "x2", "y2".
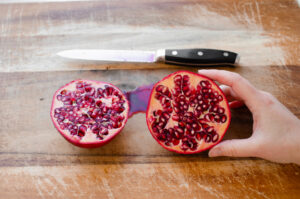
[
  {"x1": 164, "y1": 141, "x2": 171, "y2": 146},
  {"x1": 62, "y1": 96, "x2": 71, "y2": 102},
  {"x1": 174, "y1": 107, "x2": 180, "y2": 113},
  {"x1": 164, "y1": 101, "x2": 171, "y2": 108},
  {"x1": 161, "y1": 86, "x2": 168, "y2": 94},
  {"x1": 220, "y1": 115, "x2": 227, "y2": 123},
  {"x1": 187, "y1": 118, "x2": 193, "y2": 124},
  {"x1": 166, "y1": 107, "x2": 173, "y2": 113},
  {"x1": 194, "y1": 110, "x2": 201, "y2": 117},
  {"x1": 185, "y1": 90, "x2": 192, "y2": 96},
  {"x1": 78, "y1": 116, "x2": 86, "y2": 124},
  {"x1": 214, "y1": 115, "x2": 221, "y2": 122},
  {"x1": 179, "y1": 122, "x2": 185, "y2": 127},
  {"x1": 61, "y1": 89, "x2": 68, "y2": 95},
  {"x1": 205, "y1": 135, "x2": 211, "y2": 143},
  {"x1": 182, "y1": 105, "x2": 187, "y2": 111},
  {"x1": 96, "y1": 100, "x2": 102, "y2": 107},
  {"x1": 113, "y1": 121, "x2": 122, "y2": 128},
  {"x1": 160, "y1": 117, "x2": 166, "y2": 123},
  {"x1": 172, "y1": 139, "x2": 180, "y2": 146},
  {"x1": 78, "y1": 125, "x2": 87, "y2": 137},
  {"x1": 156, "y1": 85, "x2": 164, "y2": 92},
  {"x1": 218, "y1": 95, "x2": 223, "y2": 101},
  {"x1": 189, "y1": 140, "x2": 198, "y2": 150},
  {"x1": 162, "y1": 112, "x2": 170, "y2": 119},
  {"x1": 182, "y1": 86, "x2": 189, "y2": 92},
  {"x1": 158, "y1": 122, "x2": 165, "y2": 127},
  {"x1": 183, "y1": 75, "x2": 189, "y2": 81},
  {"x1": 85, "y1": 87, "x2": 92, "y2": 92},
  {"x1": 175, "y1": 126, "x2": 184, "y2": 134},
  {"x1": 100, "y1": 128, "x2": 108, "y2": 135},
  {"x1": 196, "y1": 131, "x2": 204, "y2": 140},
  {"x1": 192, "y1": 123, "x2": 199, "y2": 131},
  {"x1": 56, "y1": 95, "x2": 62, "y2": 101},
  {"x1": 158, "y1": 134, "x2": 167, "y2": 141},
  {"x1": 69, "y1": 129, "x2": 77, "y2": 135},
  {"x1": 196, "y1": 106, "x2": 202, "y2": 111},
  {"x1": 186, "y1": 124, "x2": 192, "y2": 130},
  {"x1": 211, "y1": 106, "x2": 218, "y2": 113},
  {"x1": 212, "y1": 133, "x2": 219, "y2": 142},
  {"x1": 156, "y1": 110, "x2": 162, "y2": 116},
  {"x1": 181, "y1": 116, "x2": 187, "y2": 122},
  {"x1": 202, "y1": 88, "x2": 208, "y2": 93},
  {"x1": 212, "y1": 98, "x2": 218, "y2": 103},
  {"x1": 60, "y1": 124, "x2": 66, "y2": 130},
  {"x1": 172, "y1": 115, "x2": 180, "y2": 121},
  {"x1": 174, "y1": 75, "x2": 182, "y2": 82},
  {"x1": 197, "y1": 95, "x2": 202, "y2": 100},
  {"x1": 218, "y1": 107, "x2": 225, "y2": 114},
  {"x1": 186, "y1": 112, "x2": 193, "y2": 117},
  {"x1": 204, "y1": 114, "x2": 214, "y2": 121},
  {"x1": 97, "y1": 135, "x2": 104, "y2": 140}
]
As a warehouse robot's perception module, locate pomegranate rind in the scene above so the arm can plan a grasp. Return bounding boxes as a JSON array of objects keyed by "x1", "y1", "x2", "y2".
[
  {"x1": 50, "y1": 79, "x2": 129, "y2": 148},
  {"x1": 146, "y1": 71, "x2": 231, "y2": 154}
]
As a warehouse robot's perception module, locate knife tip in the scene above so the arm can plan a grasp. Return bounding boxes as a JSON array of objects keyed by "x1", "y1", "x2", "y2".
[{"x1": 56, "y1": 51, "x2": 66, "y2": 57}]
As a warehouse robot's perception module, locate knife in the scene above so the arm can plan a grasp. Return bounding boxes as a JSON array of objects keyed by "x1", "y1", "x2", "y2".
[{"x1": 57, "y1": 49, "x2": 239, "y2": 66}]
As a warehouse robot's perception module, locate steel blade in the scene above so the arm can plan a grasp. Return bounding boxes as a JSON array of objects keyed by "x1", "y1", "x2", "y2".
[{"x1": 57, "y1": 49, "x2": 156, "y2": 62}]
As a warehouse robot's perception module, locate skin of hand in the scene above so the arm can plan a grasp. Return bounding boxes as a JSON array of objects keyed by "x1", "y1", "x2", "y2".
[{"x1": 198, "y1": 69, "x2": 300, "y2": 165}]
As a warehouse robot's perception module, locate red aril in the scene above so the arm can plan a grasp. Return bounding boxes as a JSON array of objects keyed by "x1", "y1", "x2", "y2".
[
  {"x1": 50, "y1": 80, "x2": 129, "y2": 148},
  {"x1": 146, "y1": 71, "x2": 231, "y2": 154}
]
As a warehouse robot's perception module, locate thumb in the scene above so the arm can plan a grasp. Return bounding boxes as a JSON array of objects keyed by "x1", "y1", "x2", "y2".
[{"x1": 209, "y1": 138, "x2": 257, "y2": 157}]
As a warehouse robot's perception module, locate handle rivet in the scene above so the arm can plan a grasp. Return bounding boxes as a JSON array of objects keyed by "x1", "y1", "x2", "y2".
[
  {"x1": 172, "y1": 51, "x2": 178, "y2": 55},
  {"x1": 223, "y1": 52, "x2": 229, "y2": 57},
  {"x1": 197, "y1": 51, "x2": 203, "y2": 56}
]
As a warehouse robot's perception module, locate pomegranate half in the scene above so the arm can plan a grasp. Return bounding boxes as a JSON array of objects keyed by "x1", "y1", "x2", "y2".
[
  {"x1": 146, "y1": 71, "x2": 231, "y2": 154},
  {"x1": 50, "y1": 80, "x2": 129, "y2": 148}
]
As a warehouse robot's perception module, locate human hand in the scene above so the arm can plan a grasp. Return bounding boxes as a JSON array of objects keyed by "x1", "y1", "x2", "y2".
[{"x1": 198, "y1": 69, "x2": 300, "y2": 165}]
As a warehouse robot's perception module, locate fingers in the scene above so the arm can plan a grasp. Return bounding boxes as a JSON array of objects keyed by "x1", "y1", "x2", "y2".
[
  {"x1": 209, "y1": 138, "x2": 257, "y2": 158},
  {"x1": 219, "y1": 85, "x2": 243, "y2": 101},
  {"x1": 198, "y1": 69, "x2": 259, "y2": 112},
  {"x1": 220, "y1": 85, "x2": 245, "y2": 108}
]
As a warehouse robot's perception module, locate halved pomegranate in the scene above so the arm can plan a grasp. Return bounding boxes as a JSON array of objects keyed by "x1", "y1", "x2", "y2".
[
  {"x1": 146, "y1": 71, "x2": 231, "y2": 154},
  {"x1": 50, "y1": 80, "x2": 129, "y2": 148}
]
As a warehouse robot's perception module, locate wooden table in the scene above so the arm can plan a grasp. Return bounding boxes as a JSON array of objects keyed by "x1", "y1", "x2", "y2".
[{"x1": 0, "y1": 0, "x2": 300, "y2": 198}]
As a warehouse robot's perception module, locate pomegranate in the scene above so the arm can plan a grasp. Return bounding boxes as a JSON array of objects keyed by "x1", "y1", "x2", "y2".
[
  {"x1": 146, "y1": 71, "x2": 231, "y2": 154},
  {"x1": 50, "y1": 80, "x2": 129, "y2": 148}
]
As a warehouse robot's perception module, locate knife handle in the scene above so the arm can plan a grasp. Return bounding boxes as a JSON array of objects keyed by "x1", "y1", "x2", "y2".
[{"x1": 164, "y1": 49, "x2": 239, "y2": 66}]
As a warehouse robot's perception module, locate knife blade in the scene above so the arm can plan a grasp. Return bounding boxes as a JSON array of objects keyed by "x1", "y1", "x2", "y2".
[{"x1": 57, "y1": 49, "x2": 239, "y2": 66}]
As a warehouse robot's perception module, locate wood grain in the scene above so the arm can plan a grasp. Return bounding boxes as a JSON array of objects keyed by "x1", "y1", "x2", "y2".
[
  {"x1": 0, "y1": 0, "x2": 300, "y2": 198},
  {"x1": 0, "y1": 0, "x2": 299, "y2": 71}
]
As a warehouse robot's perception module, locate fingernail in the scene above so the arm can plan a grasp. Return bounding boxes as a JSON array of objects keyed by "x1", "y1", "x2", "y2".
[
  {"x1": 219, "y1": 85, "x2": 226, "y2": 90},
  {"x1": 209, "y1": 147, "x2": 221, "y2": 157},
  {"x1": 198, "y1": 69, "x2": 208, "y2": 73}
]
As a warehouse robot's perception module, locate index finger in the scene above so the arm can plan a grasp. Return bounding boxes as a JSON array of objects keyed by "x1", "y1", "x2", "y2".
[{"x1": 198, "y1": 69, "x2": 259, "y2": 112}]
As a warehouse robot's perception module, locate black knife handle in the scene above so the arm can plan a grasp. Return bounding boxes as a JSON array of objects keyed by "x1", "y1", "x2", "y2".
[{"x1": 165, "y1": 49, "x2": 238, "y2": 66}]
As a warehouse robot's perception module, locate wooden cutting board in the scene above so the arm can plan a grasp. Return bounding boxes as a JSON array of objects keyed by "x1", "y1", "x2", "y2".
[{"x1": 0, "y1": 0, "x2": 300, "y2": 198}]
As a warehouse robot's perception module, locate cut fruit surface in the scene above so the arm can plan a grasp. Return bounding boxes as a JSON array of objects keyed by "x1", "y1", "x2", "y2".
[
  {"x1": 146, "y1": 71, "x2": 231, "y2": 154},
  {"x1": 50, "y1": 80, "x2": 129, "y2": 148}
]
